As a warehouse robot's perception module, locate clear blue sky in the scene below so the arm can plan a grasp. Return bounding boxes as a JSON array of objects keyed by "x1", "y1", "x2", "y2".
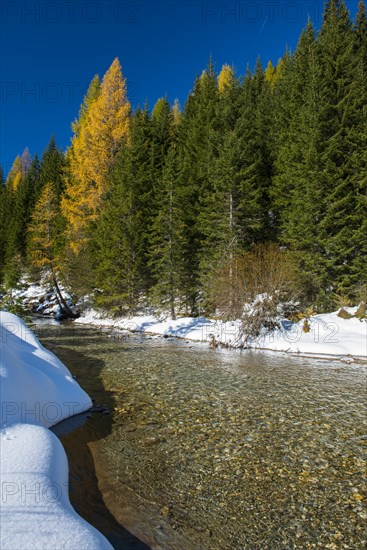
[{"x1": 0, "y1": 0, "x2": 360, "y2": 175}]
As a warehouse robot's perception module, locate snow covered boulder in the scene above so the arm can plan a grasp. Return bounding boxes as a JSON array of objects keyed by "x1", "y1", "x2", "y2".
[
  {"x1": 0, "y1": 423, "x2": 112, "y2": 549},
  {"x1": 0, "y1": 311, "x2": 92, "y2": 428}
]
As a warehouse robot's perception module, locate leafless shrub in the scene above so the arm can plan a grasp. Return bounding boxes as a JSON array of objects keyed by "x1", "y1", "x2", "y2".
[{"x1": 208, "y1": 243, "x2": 302, "y2": 342}]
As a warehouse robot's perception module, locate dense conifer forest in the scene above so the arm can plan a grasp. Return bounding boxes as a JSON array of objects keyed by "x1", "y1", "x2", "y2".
[{"x1": 1, "y1": 0, "x2": 366, "y2": 318}]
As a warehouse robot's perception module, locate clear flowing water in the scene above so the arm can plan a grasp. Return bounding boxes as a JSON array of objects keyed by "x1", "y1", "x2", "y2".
[{"x1": 33, "y1": 321, "x2": 367, "y2": 550}]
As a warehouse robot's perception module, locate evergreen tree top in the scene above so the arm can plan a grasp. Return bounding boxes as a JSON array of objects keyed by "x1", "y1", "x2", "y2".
[
  {"x1": 356, "y1": 0, "x2": 367, "y2": 38},
  {"x1": 254, "y1": 57, "x2": 264, "y2": 77},
  {"x1": 295, "y1": 19, "x2": 316, "y2": 58},
  {"x1": 152, "y1": 97, "x2": 170, "y2": 120},
  {"x1": 206, "y1": 53, "x2": 216, "y2": 79},
  {"x1": 41, "y1": 136, "x2": 62, "y2": 162},
  {"x1": 26, "y1": 155, "x2": 40, "y2": 177},
  {"x1": 321, "y1": 0, "x2": 353, "y2": 33},
  {"x1": 275, "y1": 54, "x2": 290, "y2": 82}
]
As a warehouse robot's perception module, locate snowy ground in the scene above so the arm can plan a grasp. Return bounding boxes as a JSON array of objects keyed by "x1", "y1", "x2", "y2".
[
  {"x1": 0, "y1": 311, "x2": 112, "y2": 549},
  {"x1": 76, "y1": 307, "x2": 367, "y2": 359}
]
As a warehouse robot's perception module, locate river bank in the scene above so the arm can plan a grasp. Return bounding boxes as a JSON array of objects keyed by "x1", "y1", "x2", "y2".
[
  {"x1": 74, "y1": 307, "x2": 367, "y2": 362},
  {"x1": 3, "y1": 279, "x2": 367, "y2": 360}
]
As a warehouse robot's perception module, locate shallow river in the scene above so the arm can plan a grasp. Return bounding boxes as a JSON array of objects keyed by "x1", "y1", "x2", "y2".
[{"x1": 32, "y1": 321, "x2": 366, "y2": 550}]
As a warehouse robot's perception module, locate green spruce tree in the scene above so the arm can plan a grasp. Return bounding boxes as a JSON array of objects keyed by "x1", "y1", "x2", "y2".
[
  {"x1": 176, "y1": 57, "x2": 218, "y2": 313},
  {"x1": 93, "y1": 108, "x2": 153, "y2": 314},
  {"x1": 317, "y1": 0, "x2": 362, "y2": 301},
  {"x1": 148, "y1": 145, "x2": 184, "y2": 318},
  {"x1": 350, "y1": 0, "x2": 367, "y2": 296},
  {"x1": 272, "y1": 22, "x2": 325, "y2": 301}
]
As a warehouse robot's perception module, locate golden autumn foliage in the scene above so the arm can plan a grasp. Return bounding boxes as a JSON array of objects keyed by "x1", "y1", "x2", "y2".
[
  {"x1": 6, "y1": 156, "x2": 22, "y2": 191},
  {"x1": 71, "y1": 74, "x2": 101, "y2": 137},
  {"x1": 62, "y1": 58, "x2": 131, "y2": 253},
  {"x1": 172, "y1": 98, "x2": 182, "y2": 126},
  {"x1": 218, "y1": 64, "x2": 235, "y2": 94},
  {"x1": 27, "y1": 182, "x2": 59, "y2": 270},
  {"x1": 265, "y1": 60, "x2": 277, "y2": 89}
]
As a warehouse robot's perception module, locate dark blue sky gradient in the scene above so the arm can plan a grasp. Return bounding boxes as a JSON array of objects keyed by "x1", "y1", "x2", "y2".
[{"x1": 0, "y1": 0, "x2": 360, "y2": 175}]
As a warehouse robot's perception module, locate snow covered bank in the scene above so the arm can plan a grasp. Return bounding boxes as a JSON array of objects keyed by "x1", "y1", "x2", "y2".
[
  {"x1": 76, "y1": 308, "x2": 367, "y2": 359},
  {"x1": 0, "y1": 311, "x2": 92, "y2": 427},
  {"x1": 255, "y1": 309, "x2": 367, "y2": 358},
  {"x1": 0, "y1": 424, "x2": 112, "y2": 550},
  {"x1": 0, "y1": 311, "x2": 112, "y2": 549},
  {"x1": 4, "y1": 279, "x2": 366, "y2": 359}
]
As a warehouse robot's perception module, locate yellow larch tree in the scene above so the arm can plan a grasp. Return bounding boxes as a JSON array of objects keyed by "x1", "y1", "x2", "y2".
[
  {"x1": 27, "y1": 181, "x2": 59, "y2": 271},
  {"x1": 265, "y1": 60, "x2": 277, "y2": 89},
  {"x1": 6, "y1": 156, "x2": 22, "y2": 191},
  {"x1": 62, "y1": 58, "x2": 131, "y2": 253},
  {"x1": 28, "y1": 181, "x2": 76, "y2": 317},
  {"x1": 172, "y1": 98, "x2": 182, "y2": 127},
  {"x1": 218, "y1": 64, "x2": 235, "y2": 94}
]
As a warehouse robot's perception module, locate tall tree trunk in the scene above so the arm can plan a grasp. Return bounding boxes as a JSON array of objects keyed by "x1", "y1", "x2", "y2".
[
  {"x1": 51, "y1": 268, "x2": 78, "y2": 319},
  {"x1": 229, "y1": 191, "x2": 234, "y2": 310},
  {"x1": 169, "y1": 182, "x2": 176, "y2": 320}
]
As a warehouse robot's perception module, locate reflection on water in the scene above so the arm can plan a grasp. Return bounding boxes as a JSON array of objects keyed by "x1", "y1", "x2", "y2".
[{"x1": 34, "y1": 322, "x2": 367, "y2": 550}]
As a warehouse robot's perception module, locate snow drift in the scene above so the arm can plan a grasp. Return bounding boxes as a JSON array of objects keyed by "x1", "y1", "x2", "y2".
[
  {"x1": 0, "y1": 311, "x2": 112, "y2": 549},
  {"x1": 0, "y1": 423, "x2": 112, "y2": 549},
  {"x1": 0, "y1": 311, "x2": 92, "y2": 427}
]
